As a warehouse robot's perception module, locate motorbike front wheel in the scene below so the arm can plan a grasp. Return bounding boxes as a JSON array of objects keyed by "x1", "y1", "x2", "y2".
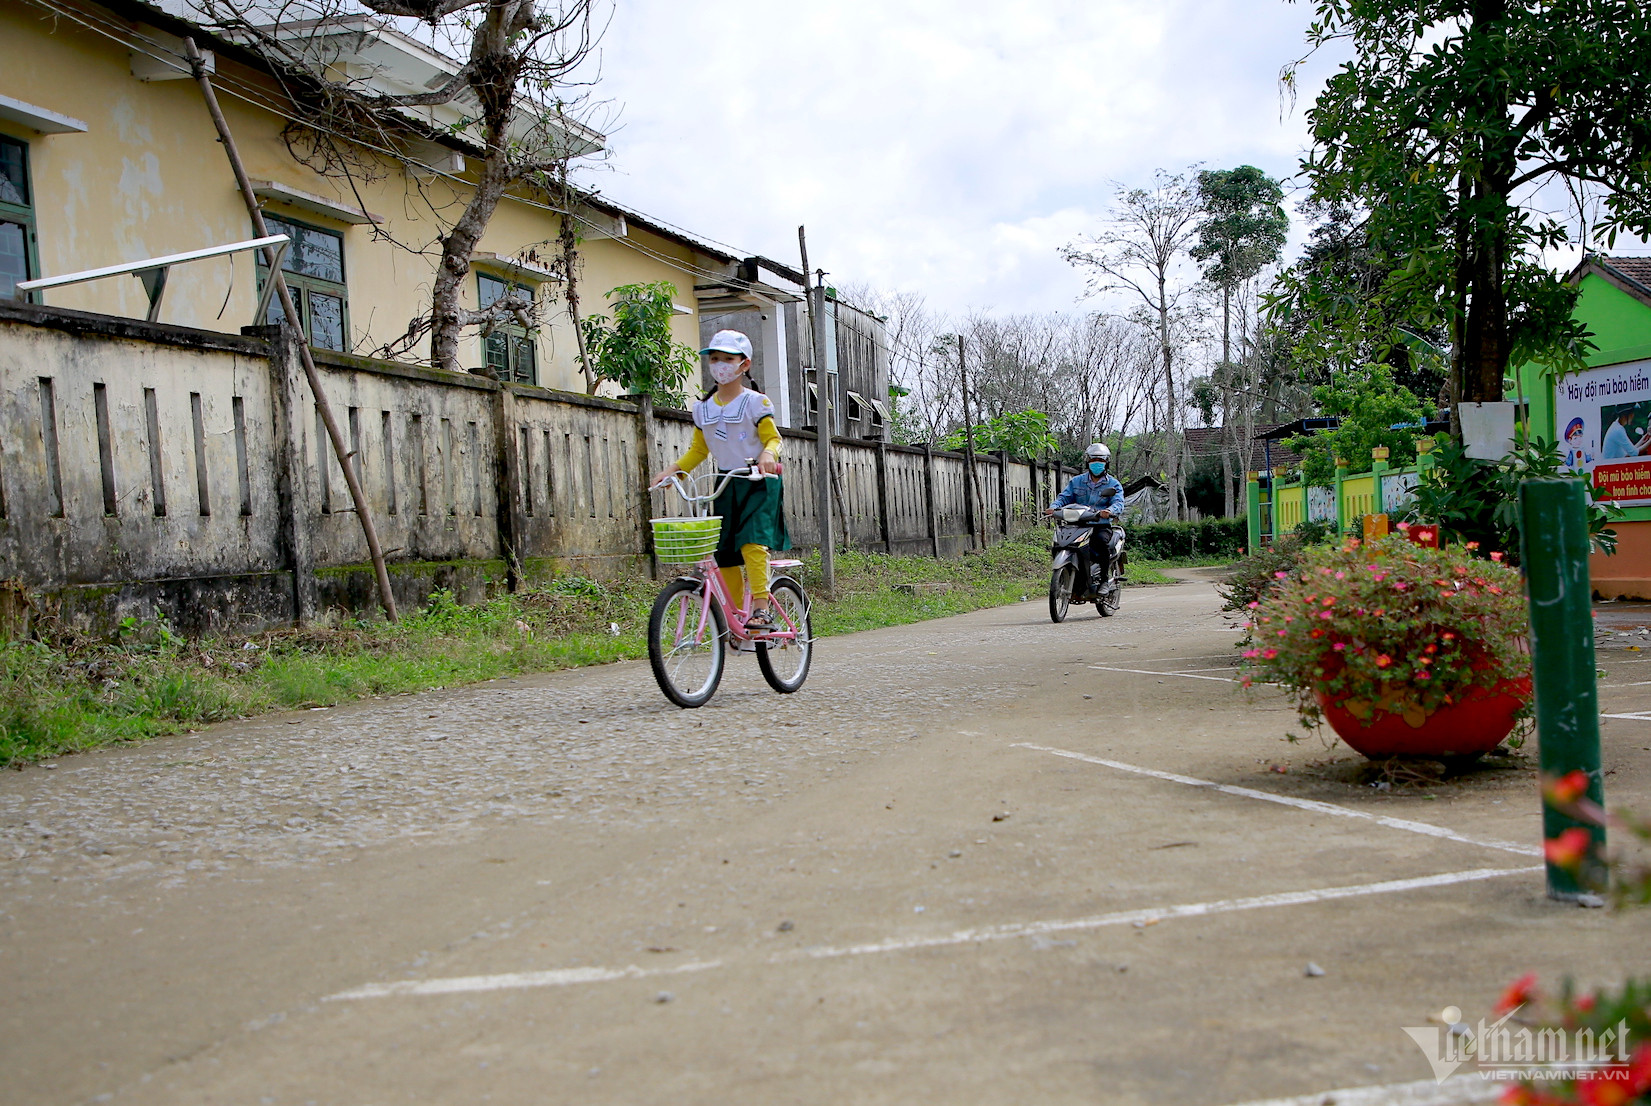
[{"x1": 1049, "y1": 564, "x2": 1074, "y2": 623}]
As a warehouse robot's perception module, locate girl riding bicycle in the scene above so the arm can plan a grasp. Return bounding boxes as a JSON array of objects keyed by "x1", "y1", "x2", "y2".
[{"x1": 653, "y1": 330, "x2": 790, "y2": 631}]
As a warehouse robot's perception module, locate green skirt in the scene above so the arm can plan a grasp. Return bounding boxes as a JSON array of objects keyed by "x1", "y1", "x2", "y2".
[{"x1": 713, "y1": 473, "x2": 790, "y2": 568}]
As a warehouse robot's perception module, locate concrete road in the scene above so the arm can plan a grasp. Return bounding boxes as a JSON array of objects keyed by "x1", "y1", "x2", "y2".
[{"x1": 3, "y1": 573, "x2": 1649, "y2": 1106}]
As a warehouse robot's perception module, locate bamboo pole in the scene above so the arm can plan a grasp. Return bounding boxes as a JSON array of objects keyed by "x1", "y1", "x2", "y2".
[{"x1": 186, "y1": 39, "x2": 397, "y2": 622}]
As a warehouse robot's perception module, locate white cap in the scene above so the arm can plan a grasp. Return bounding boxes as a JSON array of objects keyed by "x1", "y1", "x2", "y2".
[{"x1": 700, "y1": 329, "x2": 753, "y2": 360}]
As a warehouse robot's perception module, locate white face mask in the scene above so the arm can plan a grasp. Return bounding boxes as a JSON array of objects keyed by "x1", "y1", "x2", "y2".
[{"x1": 709, "y1": 358, "x2": 747, "y2": 385}]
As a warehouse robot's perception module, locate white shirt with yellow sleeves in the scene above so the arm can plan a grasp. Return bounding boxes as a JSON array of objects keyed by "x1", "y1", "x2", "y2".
[{"x1": 677, "y1": 389, "x2": 783, "y2": 472}]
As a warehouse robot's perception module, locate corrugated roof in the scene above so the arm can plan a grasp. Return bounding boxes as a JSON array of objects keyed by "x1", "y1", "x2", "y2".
[{"x1": 1185, "y1": 424, "x2": 1304, "y2": 472}]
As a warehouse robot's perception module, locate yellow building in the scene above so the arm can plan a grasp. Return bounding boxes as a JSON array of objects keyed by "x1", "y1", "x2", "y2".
[{"x1": 0, "y1": 0, "x2": 800, "y2": 396}]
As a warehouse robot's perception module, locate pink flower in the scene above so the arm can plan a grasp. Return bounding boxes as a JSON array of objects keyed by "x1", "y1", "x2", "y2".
[
  {"x1": 1494, "y1": 973, "x2": 1539, "y2": 1017},
  {"x1": 1274, "y1": 571, "x2": 1289, "y2": 579},
  {"x1": 1416, "y1": 671, "x2": 1431, "y2": 681},
  {"x1": 1490, "y1": 552, "x2": 1504, "y2": 563},
  {"x1": 1393, "y1": 582, "x2": 1408, "y2": 591},
  {"x1": 1242, "y1": 649, "x2": 1260, "y2": 659},
  {"x1": 1262, "y1": 649, "x2": 1278, "y2": 660},
  {"x1": 1332, "y1": 642, "x2": 1346, "y2": 652},
  {"x1": 1545, "y1": 770, "x2": 1590, "y2": 805},
  {"x1": 1334, "y1": 571, "x2": 1345, "y2": 580},
  {"x1": 1246, "y1": 601, "x2": 1259, "y2": 610},
  {"x1": 1543, "y1": 829, "x2": 1591, "y2": 871},
  {"x1": 1318, "y1": 610, "x2": 1333, "y2": 619},
  {"x1": 1277, "y1": 630, "x2": 1286, "y2": 638}
]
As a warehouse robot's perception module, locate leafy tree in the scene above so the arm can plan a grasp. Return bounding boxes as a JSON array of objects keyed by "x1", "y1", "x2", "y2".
[
  {"x1": 1287, "y1": 0, "x2": 1651, "y2": 409},
  {"x1": 1062, "y1": 170, "x2": 1204, "y2": 519},
  {"x1": 1272, "y1": 202, "x2": 1448, "y2": 403},
  {"x1": 939, "y1": 410, "x2": 1060, "y2": 458},
  {"x1": 580, "y1": 283, "x2": 696, "y2": 406},
  {"x1": 205, "y1": 0, "x2": 606, "y2": 373},
  {"x1": 1192, "y1": 166, "x2": 1289, "y2": 516},
  {"x1": 1194, "y1": 167, "x2": 1288, "y2": 373},
  {"x1": 1285, "y1": 364, "x2": 1425, "y2": 484}
]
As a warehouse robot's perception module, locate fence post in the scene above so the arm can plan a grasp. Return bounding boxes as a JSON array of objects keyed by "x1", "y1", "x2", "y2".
[
  {"x1": 1370, "y1": 446, "x2": 1390, "y2": 519},
  {"x1": 1519, "y1": 477, "x2": 1607, "y2": 901},
  {"x1": 875, "y1": 438, "x2": 892, "y2": 553},
  {"x1": 490, "y1": 382, "x2": 525, "y2": 592},
  {"x1": 637, "y1": 395, "x2": 658, "y2": 580},
  {"x1": 1245, "y1": 472, "x2": 1261, "y2": 552},
  {"x1": 264, "y1": 322, "x2": 317, "y2": 623},
  {"x1": 997, "y1": 450, "x2": 1010, "y2": 537},
  {"x1": 923, "y1": 441, "x2": 940, "y2": 558},
  {"x1": 1416, "y1": 436, "x2": 1437, "y2": 474},
  {"x1": 1333, "y1": 457, "x2": 1349, "y2": 535}
]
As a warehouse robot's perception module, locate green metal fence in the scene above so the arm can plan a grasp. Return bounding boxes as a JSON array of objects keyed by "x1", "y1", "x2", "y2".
[{"x1": 1245, "y1": 442, "x2": 1438, "y2": 551}]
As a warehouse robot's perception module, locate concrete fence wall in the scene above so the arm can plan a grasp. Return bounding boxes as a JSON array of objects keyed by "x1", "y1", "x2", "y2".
[{"x1": 0, "y1": 302, "x2": 1070, "y2": 635}]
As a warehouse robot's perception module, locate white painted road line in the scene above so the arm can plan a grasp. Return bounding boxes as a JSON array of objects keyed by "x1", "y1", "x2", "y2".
[
  {"x1": 1015, "y1": 743, "x2": 1542, "y2": 857},
  {"x1": 327, "y1": 959, "x2": 725, "y2": 1001},
  {"x1": 1604, "y1": 711, "x2": 1651, "y2": 721},
  {"x1": 1220, "y1": 1073, "x2": 1503, "y2": 1106},
  {"x1": 788, "y1": 867, "x2": 1538, "y2": 960},
  {"x1": 326, "y1": 867, "x2": 1538, "y2": 1002},
  {"x1": 1089, "y1": 664, "x2": 1237, "y2": 683}
]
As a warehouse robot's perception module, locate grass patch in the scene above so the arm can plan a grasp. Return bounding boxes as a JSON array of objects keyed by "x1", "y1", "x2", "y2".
[{"x1": 1, "y1": 535, "x2": 1190, "y2": 767}]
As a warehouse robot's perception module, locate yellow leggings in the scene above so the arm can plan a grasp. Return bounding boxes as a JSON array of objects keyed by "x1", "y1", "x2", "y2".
[{"x1": 718, "y1": 543, "x2": 770, "y2": 604}]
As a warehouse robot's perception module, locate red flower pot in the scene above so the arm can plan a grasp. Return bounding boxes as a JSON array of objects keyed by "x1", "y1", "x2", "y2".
[{"x1": 1315, "y1": 674, "x2": 1532, "y2": 758}]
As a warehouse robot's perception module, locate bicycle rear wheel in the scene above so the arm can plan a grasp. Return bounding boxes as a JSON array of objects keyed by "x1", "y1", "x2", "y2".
[
  {"x1": 648, "y1": 577, "x2": 727, "y2": 708},
  {"x1": 756, "y1": 576, "x2": 812, "y2": 693}
]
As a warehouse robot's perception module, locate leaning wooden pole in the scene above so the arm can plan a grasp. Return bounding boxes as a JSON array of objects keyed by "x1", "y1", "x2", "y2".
[
  {"x1": 186, "y1": 39, "x2": 397, "y2": 622},
  {"x1": 798, "y1": 226, "x2": 835, "y2": 598}
]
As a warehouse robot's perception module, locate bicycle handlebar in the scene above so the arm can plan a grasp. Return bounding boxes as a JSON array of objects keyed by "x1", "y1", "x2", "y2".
[{"x1": 650, "y1": 465, "x2": 775, "y2": 503}]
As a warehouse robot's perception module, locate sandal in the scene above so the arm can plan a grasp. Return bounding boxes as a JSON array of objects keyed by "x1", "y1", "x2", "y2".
[{"x1": 744, "y1": 610, "x2": 775, "y2": 633}]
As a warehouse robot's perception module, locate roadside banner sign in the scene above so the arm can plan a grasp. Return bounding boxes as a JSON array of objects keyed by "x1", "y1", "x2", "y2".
[{"x1": 1554, "y1": 358, "x2": 1651, "y2": 505}]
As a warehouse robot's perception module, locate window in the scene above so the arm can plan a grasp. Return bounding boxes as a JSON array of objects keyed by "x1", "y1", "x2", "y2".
[
  {"x1": 257, "y1": 214, "x2": 349, "y2": 351},
  {"x1": 868, "y1": 397, "x2": 889, "y2": 437},
  {"x1": 845, "y1": 390, "x2": 867, "y2": 423},
  {"x1": 0, "y1": 136, "x2": 36, "y2": 301},
  {"x1": 477, "y1": 273, "x2": 538, "y2": 384}
]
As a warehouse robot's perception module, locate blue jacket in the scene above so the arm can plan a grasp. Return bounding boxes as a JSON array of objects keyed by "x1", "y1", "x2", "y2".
[{"x1": 1051, "y1": 472, "x2": 1125, "y2": 515}]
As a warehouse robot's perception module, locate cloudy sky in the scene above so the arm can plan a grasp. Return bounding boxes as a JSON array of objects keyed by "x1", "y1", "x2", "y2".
[{"x1": 581, "y1": 0, "x2": 1343, "y2": 317}]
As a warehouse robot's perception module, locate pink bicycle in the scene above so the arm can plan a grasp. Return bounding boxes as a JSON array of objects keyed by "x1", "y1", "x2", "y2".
[{"x1": 646, "y1": 467, "x2": 813, "y2": 708}]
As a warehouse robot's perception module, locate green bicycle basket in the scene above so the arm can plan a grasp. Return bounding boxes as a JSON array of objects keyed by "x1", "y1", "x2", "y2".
[{"x1": 650, "y1": 516, "x2": 723, "y2": 564}]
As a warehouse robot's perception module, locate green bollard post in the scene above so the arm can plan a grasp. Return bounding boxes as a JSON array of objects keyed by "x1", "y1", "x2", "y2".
[{"x1": 1518, "y1": 477, "x2": 1606, "y2": 902}]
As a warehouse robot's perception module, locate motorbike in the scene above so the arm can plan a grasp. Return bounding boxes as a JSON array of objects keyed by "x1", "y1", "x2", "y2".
[{"x1": 1047, "y1": 504, "x2": 1125, "y2": 623}]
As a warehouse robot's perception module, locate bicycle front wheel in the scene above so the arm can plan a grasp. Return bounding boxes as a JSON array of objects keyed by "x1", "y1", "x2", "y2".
[
  {"x1": 648, "y1": 577, "x2": 727, "y2": 708},
  {"x1": 756, "y1": 576, "x2": 812, "y2": 693}
]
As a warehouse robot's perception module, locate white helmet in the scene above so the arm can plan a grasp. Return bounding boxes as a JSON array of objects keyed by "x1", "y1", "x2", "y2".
[{"x1": 1084, "y1": 442, "x2": 1111, "y2": 462}]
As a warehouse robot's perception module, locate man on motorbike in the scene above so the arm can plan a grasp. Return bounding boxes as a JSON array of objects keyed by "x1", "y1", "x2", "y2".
[
  {"x1": 1047, "y1": 442, "x2": 1125, "y2": 518},
  {"x1": 1046, "y1": 443, "x2": 1126, "y2": 590}
]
